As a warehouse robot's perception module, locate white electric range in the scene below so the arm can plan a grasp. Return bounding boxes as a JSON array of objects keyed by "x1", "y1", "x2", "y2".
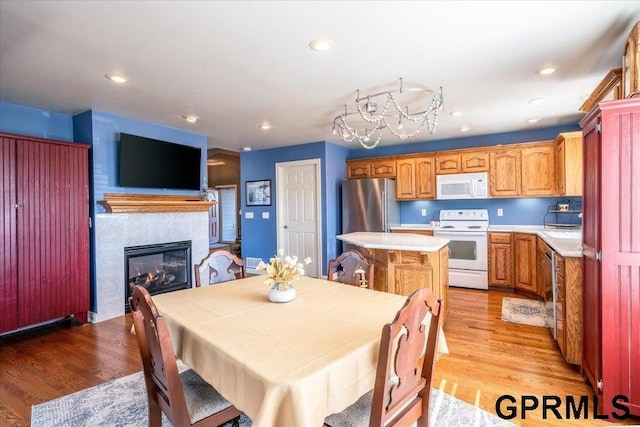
[{"x1": 433, "y1": 209, "x2": 489, "y2": 290}]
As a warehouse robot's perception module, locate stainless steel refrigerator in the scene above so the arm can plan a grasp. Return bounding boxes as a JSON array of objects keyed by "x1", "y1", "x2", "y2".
[{"x1": 341, "y1": 178, "x2": 400, "y2": 233}]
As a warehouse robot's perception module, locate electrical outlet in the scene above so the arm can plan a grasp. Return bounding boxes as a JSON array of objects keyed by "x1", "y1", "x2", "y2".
[
  {"x1": 497, "y1": 208, "x2": 503, "y2": 217},
  {"x1": 262, "y1": 212, "x2": 269, "y2": 219},
  {"x1": 245, "y1": 212, "x2": 254, "y2": 219},
  {"x1": 421, "y1": 209, "x2": 427, "y2": 217}
]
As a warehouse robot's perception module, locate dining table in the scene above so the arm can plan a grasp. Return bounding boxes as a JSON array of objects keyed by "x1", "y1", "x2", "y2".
[{"x1": 152, "y1": 274, "x2": 448, "y2": 427}]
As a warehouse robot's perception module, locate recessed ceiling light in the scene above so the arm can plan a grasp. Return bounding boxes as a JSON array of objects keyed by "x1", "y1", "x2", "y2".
[
  {"x1": 182, "y1": 115, "x2": 199, "y2": 124},
  {"x1": 459, "y1": 125, "x2": 470, "y2": 132},
  {"x1": 309, "y1": 38, "x2": 335, "y2": 52},
  {"x1": 528, "y1": 97, "x2": 544, "y2": 105},
  {"x1": 105, "y1": 74, "x2": 130, "y2": 84},
  {"x1": 449, "y1": 110, "x2": 464, "y2": 117},
  {"x1": 537, "y1": 66, "x2": 557, "y2": 75},
  {"x1": 527, "y1": 118, "x2": 540, "y2": 123},
  {"x1": 259, "y1": 123, "x2": 272, "y2": 130},
  {"x1": 242, "y1": 147, "x2": 252, "y2": 152}
]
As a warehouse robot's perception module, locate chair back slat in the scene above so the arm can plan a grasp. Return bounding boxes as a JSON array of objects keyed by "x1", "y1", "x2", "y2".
[
  {"x1": 327, "y1": 249, "x2": 374, "y2": 289},
  {"x1": 369, "y1": 288, "x2": 441, "y2": 427},
  {"x1": 194, "y1": 249, "x2": 245, "y2": 286},
  {"x1": 130, "y1": 286, "x2": 192, "y2": 426}
]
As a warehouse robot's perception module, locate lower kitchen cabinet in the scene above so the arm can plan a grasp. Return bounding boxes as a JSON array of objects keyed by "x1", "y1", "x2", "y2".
[
  {"x1": 514, "y1": 233, "x2": 537, "y2": 294},
  {"x1": 488, "y1": 232, "x2": 514, "y2": 289},
  {"x1": 554, "y1": 253, "x2": 583, "y2": 365}
]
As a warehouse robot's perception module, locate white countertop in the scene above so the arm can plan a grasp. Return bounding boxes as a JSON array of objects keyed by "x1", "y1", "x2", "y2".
[
  {"x1": 337, "y1": 232, "x2": 449, "y2": 252},
  {"x1": 488, "y1": 225, "x2": 582, "y2": 257},
  {"x1": 392, "y1": 224, "x2": 582, "y2": 257}
]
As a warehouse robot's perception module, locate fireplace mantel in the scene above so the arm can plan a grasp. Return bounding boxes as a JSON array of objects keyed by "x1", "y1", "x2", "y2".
[{"x1": 98, "y1": 193, "x2": 215, "y2": 213}]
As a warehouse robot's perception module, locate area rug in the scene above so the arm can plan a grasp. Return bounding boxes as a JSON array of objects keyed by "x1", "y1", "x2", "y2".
[
  {"x1": 31, "y1": 367, "x2": 515, "y2": 426},
  {"x1": 501, "y1": 297, "x2": 552, "y2": 328}
]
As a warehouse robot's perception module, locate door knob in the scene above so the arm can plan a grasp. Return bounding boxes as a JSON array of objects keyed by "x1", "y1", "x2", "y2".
[{"x1": 283, "y1": 225, "x2": 289, "y2": 229}]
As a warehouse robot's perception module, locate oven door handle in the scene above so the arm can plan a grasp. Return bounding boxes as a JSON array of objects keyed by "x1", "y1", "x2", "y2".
[{"x1": 434, "y1": 231, "x2": 488, "y2": 237}]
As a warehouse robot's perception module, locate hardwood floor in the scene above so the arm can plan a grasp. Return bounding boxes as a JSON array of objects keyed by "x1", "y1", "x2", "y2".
[{"x1": 0, "y1": 288, "x2": 637, "y2": 426}]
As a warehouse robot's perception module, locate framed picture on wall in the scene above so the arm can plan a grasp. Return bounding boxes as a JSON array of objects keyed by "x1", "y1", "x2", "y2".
[{"x1": 246, "y1": 179, "x2": 272, "y2": 206}]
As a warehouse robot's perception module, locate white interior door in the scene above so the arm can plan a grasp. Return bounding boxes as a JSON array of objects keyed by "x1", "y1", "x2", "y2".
[
  {"x1": 217, "y1": 186, "x2": 237, "y2": 243},
  {"x1": 276, "y1": 159, "x2": 322, "y2": 278}
]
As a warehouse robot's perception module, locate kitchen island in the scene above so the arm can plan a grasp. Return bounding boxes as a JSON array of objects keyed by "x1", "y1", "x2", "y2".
[{"x1": 337, "y1": 232, "x2": 450, "y2": 321}]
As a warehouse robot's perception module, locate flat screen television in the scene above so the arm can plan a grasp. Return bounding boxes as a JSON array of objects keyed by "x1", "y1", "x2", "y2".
[{"x1": 118, "y1": 133, "x2": 201, "y2": 190}]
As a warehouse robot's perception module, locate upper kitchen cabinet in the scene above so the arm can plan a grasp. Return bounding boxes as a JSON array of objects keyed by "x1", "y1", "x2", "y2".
[
  {"x1": 555, "y1": 131, "x2": 583, "y2": 196},
  {"x1": 346, "y1": 158, "x2": 396, "y2": 179},
  {"x1": 489, "y1": 148, "x2": 521, "y2": 197},
  {"x1": 521, "y1": 142, "x2": 556, "y2": 196},
  {"x1": 414, "y1": 156, "x2": 436, "y2": 199},
  {"x1": 435, "y1": 152, "x2": 489, "y2": 174},
  {"x1": 395, "y1": 156, "x2": 436, "y2": 200},
  {"x1": 395, "y1": 158, "x2": 415, "y2": 199},
  {"x1": 346, "y1": 160, "x2": 370, "y2": 179}
]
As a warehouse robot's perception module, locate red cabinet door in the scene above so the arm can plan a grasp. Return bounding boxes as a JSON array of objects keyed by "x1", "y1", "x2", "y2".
[
  {"x1": 1, "y1": 137, "x2": 18, "y2": 332},
  {"x1": 599, "y1": 100, "x2": 640, "y2": 416},
  {"x1": 581, "y1": 110, "x2": 602, "y2": 396}
]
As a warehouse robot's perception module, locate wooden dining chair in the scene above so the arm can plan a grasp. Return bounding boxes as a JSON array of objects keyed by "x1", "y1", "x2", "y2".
[
  {"x1": 129, "y1": 285, "x2": 243, "y2": 427},
  {"x1": 327, "y1": 249, "x2": 374, "y2": 289},
  {"x1": 194, "y1": 249, "x2": 245, "y2": 287},
  {"x1": 324, "y1": 288, "x2": 442, "y2": 427}
]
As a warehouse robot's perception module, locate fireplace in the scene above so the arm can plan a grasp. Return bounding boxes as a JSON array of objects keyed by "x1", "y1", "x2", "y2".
[{"x1": 124, "y1": 240, "x2": 192, "y2": 312}]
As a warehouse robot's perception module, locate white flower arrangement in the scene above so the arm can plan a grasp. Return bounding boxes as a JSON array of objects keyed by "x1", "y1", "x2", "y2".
[{"x1": 256, "y1": 249, "x2": 312, "y2": 290}]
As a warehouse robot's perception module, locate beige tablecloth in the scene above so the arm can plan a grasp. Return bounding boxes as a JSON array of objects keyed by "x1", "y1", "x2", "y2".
[{"x1": 153, "y1": 275, "x2": 448, "y2": 427}]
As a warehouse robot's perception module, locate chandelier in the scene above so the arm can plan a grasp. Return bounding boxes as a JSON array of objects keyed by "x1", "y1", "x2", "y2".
[{"x1": 332, "y1": 78, "x2": 443, "y2": 149}]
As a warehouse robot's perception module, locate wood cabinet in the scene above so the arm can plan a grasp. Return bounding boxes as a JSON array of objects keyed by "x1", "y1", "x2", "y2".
[
  {"x1": 521, "y1": 143, "x2": 556, "y2": 196},
  {"x1": 395, "y1": 156, "x2": 435, "y2": 200},
  {"x1": 555, "y1": 131, "x2": 583, "y2": 196},
  {"x1": 346, "y1": 158, "x2": 396, "y2": 179},
  {"x1": 1, "y1": 133, "x2": 90, "y2": 333},
  {"x1": 395, "y1": 158, "x2": 415, "y2": 199},
  {"x1": 347, "y1": 161, "x2": 371, "y2": 179},
  {"x1": 488, "y1": 232, "x2": 513, "y2": 289},
  {"x1": 513, "y1": 233, "x2": 537, "y2": 294},
  {"x1": 436, "y1": 152, "x2": 489, "y2": 174},
  {"x1": 369, "y1": 246, "x2": 449, "y2": 322},
  {"x1": 489, "y1": 149, "x2": 521, "y2": 197},
  {"x1": 554, "y1": 253, "x2": 583, "y2": 365},
  {"x1": 580, "y1": 98, "x2": 640, "y2": 416}
]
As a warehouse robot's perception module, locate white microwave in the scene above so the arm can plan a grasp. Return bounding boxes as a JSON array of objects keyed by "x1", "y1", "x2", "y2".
[{"x1": 436, "y1": 172, "x2": 488, "y2": 200}]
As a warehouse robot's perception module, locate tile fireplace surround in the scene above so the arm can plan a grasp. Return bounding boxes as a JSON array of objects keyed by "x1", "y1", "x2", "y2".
[{"x1": 92, "y1": 211, "x2": 209, "y2": 322}]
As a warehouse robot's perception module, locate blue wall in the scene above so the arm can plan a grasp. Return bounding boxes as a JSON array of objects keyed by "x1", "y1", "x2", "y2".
[
  {"x1": 240, "y1": 141, "x2": 350, "y2": 274},
  {"x1": 0, "y1": 101, "x2": 74, "y2": 141},
  {"x1": 72, "y1": 110, "x2": 208, "y2": 213}
]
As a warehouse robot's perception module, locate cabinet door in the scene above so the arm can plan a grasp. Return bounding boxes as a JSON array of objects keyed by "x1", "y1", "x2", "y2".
[
  {"x1": 414, "y1": 156, "x2": 435, "y2": 199},
  {"x1": 435, "y1": 154, "x2": 460, "y2": 174},
  {"x1": 521, "y1": 143, "x2": 556, "y2": 195},
  {"x1": 16, "y1": 139, "x2": 89, "y2": 327},
  {"x1": 346, "y1": 161, "x2": 370, "y2": 179},
  {"x1": 1, "y1": 137, "x2": 18, "y2": 332},
  {"x1": 581, "y1": 111, "x2": 602, "y2": 395},
  {"x1": 514, "y1": 233, "x2": 537, "y2": 293},
  {"x1": 556, "y1": 140, "x2": 566, "y2": 195},
  {"x1": 395, "y1": 159, "x2": 415, "y2": 199},
  {"x1": 489, "y1": 149, "x2": 521, "y2": 197},
  {"x1": 489, "y1": 242, "x2": 513, "y2": 288},
  {"x1": 370, "y1": 159, "x2": 396, "y2": 178},
  {"x1": 461, "y1": 152, "x2": 489, "y2": 172}
]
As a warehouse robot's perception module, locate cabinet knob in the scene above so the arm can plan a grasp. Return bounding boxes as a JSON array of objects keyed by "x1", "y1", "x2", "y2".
[{"x1": 14, "y1": 203, "x2": 21, "y2": 209}]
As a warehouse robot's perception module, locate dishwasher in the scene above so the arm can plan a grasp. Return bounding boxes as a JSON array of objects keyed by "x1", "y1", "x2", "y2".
[{"x1": 540, "y1": 240, "x2": 556, "y2": 339}]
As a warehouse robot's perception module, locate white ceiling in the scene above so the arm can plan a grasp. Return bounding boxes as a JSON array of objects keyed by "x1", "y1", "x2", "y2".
[{"x1": 0, "y1": 1, "x2": 638, "y2": 152}]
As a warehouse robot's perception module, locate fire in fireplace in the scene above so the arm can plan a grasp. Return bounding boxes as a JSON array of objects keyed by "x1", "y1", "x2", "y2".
[{"x1": 124, "y1": 241, "x2": 192, "y2": 312}]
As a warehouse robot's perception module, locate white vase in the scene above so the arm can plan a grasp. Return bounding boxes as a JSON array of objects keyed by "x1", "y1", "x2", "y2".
[{"x1": 268, "y1": 282, "x2": 296, "y2": 303}]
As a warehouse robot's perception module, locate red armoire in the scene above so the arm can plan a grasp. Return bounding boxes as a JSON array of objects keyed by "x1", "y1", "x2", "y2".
[
  {"x1": 580, "y1": 98, "x2": 640, "y2": 417},
  {"x1": 1, "y1": 133, "x2": 90, "y2": 334}
]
